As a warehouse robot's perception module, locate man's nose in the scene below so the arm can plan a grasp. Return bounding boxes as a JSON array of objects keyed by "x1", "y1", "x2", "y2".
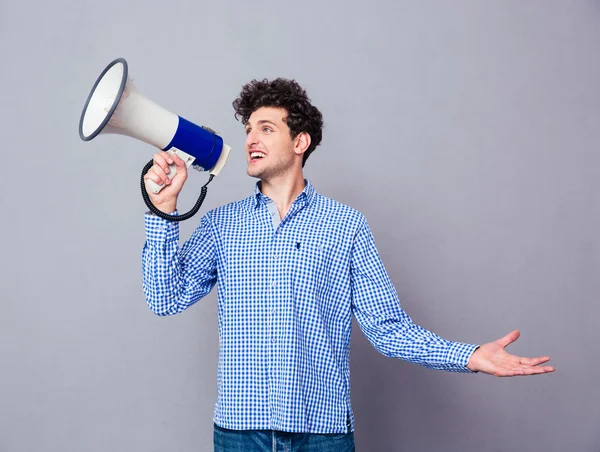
[{"x1": 245, "y1": 129, "x2": 259, "y2": 147}]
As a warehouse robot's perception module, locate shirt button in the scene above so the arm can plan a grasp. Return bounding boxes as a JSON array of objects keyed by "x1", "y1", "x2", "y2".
[
  {"x1": 274, "y1": 255, "x2": 278, "y2": 260},
  {"x1": 272, "y1": 308, "x2": 276, "y2": 314},
  {"x1": 271, "y1": 337, "x2": 277, "y2": 343},
  {"x1": 272, "y1": 281, "x2": 277, "y2": 287}
]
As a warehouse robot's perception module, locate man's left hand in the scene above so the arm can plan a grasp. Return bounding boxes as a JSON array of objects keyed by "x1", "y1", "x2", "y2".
[{"x1": 467, "y1": 330, "x2": 555, "y2": 376}]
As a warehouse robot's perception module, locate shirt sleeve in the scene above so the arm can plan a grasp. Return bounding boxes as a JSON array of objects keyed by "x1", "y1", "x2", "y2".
[
  {"x1": 350, "y1": 217, "x2": 479, "y2": 372},
  {"x1": 142, "y1": 211, "x2": 217, "y2": 316}
]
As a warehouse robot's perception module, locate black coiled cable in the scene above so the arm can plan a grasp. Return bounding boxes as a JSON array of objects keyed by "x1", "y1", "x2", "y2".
[{"x1": 140, "y1": 159, "x2": 214, "y2": 222}]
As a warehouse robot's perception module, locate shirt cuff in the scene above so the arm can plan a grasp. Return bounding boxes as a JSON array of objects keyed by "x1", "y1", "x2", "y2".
[
  {"x1": 447, "y1": 342, "x2": 480, "y2": 373},
  {"x1": 144, "y1": 210, "x2": 179, "y2": 242}
]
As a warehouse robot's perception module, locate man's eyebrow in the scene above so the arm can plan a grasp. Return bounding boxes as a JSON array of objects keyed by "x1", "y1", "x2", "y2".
[{"x1": 247, "y1": 120, "x2": 278, "y2": 128}]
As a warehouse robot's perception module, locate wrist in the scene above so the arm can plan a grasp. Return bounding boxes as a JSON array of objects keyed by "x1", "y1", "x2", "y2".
[
  {"x1": 467, "y1": 346, "x2": 481, "y2": 372},
  {"x1": 153, "y1": 200, "x2": 177, "y2": 214}
]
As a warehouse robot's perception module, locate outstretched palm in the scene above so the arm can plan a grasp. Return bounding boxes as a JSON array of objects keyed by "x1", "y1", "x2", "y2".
[{"x1": 467, "y1": 330, "x2": 555, "y2": 376}]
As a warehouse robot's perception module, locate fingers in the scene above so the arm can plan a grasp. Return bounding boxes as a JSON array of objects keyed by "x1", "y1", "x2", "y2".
[
  {"x1": 145, "y1": 165, "x2": 171, "y2": 187},
  {"x1": 519, "y1": 356, "x2": 552, "y2": 366},
  {"x1": 168, "y1": 151, "x2": 188, "y2": 183},
  {"x1": 519, "y1": 364, "x2": 555, "y2": 375},
  {"x1": 154, "y1": 151, "x2": 174, "y2": 173},
  {"x1": 144, "y1": 152, "x2": 173, "y2": 187},
  {"x1": 498, "y1": 365, "x2": 555, "y2": 377},
  {"x1": 171, "y1": 151, "x2": 187, "y2": 169},
  {"x1": 492, "y1": 355, "x2": 555, "y2": 377},
  {"x1": 497, "y1": 330, "x2": 521, "y2": 348}
]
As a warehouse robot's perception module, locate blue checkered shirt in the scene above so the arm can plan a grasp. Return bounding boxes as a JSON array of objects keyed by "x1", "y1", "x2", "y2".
[{"x1": 142, "y1": 180, "x2": 478, "y2": 434}]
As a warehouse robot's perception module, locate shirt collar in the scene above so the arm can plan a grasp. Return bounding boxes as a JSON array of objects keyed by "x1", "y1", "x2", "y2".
[{"x1": 254, "y1": 179, "x2": 316, "y2": 208}]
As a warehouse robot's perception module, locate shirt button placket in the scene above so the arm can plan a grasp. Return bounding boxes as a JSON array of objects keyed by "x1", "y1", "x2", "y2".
[
  {"x1": 270, "y1": 236, "x2": 279, "y2": 341},
  {"x1": 271, "y1": 280, "x2": 277, "y2": 343},
  {"x1": 268, "y1": 237, "x2": 278, "y2": 423},
  {"x1": 271, "y1": 254, "x2": 277, "y2": 328}
]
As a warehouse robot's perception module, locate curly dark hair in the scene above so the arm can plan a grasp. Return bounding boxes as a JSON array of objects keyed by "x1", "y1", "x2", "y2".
[{"x1": 232, "y1": 78, "x2": 324, "y2": 167}]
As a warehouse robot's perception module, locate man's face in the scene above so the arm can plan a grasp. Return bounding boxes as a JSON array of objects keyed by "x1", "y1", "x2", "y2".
[{"x1": 244, "y1": 106, "x2": 297, "y2": 180}]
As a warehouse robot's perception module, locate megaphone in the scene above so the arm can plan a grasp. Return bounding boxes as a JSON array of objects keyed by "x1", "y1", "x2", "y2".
[{"x1": 79, "y1": 57, "x2": 231, "y2": 220}]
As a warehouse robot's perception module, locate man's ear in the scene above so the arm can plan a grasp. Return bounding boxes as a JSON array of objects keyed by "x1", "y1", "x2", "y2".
[{"x1": 294, "y1": 132, "x2": 311, "y2": 156}]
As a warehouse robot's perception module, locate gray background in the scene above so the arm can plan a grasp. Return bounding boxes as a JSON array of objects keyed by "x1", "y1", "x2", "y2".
[{"x1": 1, "y1": 1, "x2": 598, "y2": 451}]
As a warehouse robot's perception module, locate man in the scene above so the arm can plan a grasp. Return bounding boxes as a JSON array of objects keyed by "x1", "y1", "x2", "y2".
[{"x1": 142, "y1": 79, "x2": 554, "y2": 451}]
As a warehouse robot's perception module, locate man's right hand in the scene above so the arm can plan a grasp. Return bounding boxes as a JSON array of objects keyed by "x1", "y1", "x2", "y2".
[{"x1": 143, "y1": 151, "x2": 188, "y2": 214}]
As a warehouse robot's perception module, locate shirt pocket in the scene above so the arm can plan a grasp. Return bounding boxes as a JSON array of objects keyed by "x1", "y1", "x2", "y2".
[{"x1": 291, "y1": 240, "x2": 332, "y2": 288}]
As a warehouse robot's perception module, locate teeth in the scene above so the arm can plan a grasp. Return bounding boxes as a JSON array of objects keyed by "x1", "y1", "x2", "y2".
[{"x1": 251, "y1": 152, "x2": 266, "y2": 159}]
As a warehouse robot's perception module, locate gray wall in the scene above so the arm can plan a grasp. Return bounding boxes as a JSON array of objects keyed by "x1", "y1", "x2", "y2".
[{"x1": 1, "y1": 1, "x2": 598, "y2": 451}]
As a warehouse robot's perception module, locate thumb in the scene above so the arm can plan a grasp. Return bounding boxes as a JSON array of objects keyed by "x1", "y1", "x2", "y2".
[
  {"x1": 171, "y1": 152, "x2": 188, "y2": 169},
  {"x1": 497, "y1": 329, "x2": 520, "y2": 348},
  {"x1": 169, "y1": 152, "x2": 189, "y2": 186}
]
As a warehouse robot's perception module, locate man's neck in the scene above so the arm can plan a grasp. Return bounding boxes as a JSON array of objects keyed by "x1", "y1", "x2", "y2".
[{"x1": 259, "y1": 171, "x2": 306, "y2": 220}]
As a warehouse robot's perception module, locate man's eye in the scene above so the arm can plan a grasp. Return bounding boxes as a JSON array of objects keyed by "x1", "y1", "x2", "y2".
[
  {"x1": 245, "y1": 128, "x2": 251, "y2": 135},
  {"x1": 263, "y1": 127, "x2": 272, "y2": 132}
]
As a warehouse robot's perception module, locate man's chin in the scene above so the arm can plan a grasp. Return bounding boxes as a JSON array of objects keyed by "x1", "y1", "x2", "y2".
[{"x1": 247, "y1": 167, "x2": 262, "y2": 179}]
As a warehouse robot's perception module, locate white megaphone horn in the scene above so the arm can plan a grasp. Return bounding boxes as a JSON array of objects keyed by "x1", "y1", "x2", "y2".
[{"x1": 78, "y1": 57, "x2": 231, "y2": 196}]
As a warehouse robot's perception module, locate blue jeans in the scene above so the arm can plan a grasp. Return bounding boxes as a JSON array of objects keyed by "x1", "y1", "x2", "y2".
[{"x1": 213, "y1": 423, "x2": 355, "y2": 452}]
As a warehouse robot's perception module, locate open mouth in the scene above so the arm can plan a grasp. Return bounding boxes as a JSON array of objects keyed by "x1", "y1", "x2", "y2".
[{"x1": 249, "y1": 151, "x2": 266, "y2": 162}]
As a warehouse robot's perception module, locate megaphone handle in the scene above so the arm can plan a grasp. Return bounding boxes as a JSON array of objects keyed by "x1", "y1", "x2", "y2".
[{"x1": 146, "y1": 148, "x2": 195, "y2": 194}]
